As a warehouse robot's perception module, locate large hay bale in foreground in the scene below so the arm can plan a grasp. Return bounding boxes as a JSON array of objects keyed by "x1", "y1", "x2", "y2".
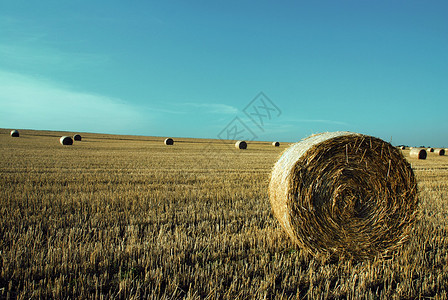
[
  {"x1": 60, "y1": 136, "x2": 73, "y2": 145},
  {"x1": 269, "y1": 131, "x2": 418, "y2": 259},
  {"x1": 73, "y1": 134, "x2": 82, "y2": 141},
  {"x1": 10, "y1": 130, "x2": 19, "y2": 137},
  {"x1": 164, "y1": 138, "x2": 174, "y2": 145},
  {"x1": 235, "y1": 141, "x2": 247, "y2": 149},
  {"x1": 409, "y1": 148, "x2": 427, "y2": 159},
  {"x1": 272, "y1": 141, "x2": 280, "y2": 147},
  {"x1": 435, "y1": 148, "x2": 445, "y2": 156}
]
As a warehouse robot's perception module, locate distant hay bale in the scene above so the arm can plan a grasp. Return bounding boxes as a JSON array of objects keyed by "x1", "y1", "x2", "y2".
[
  {"x1": 400, "y1": 146, "x2": 406, "y2": 150},
  {"x1": 235, "y1": 141, "x2": 247, "y2": 149},
  {"x1": 272, "y1": 141, "x2": 280, "y2": 147},
  {"x1": 409, "y1": 148, "x2": 427, "y2": 159},
  {"x1": 427, "y1": 148, "x2": 434, "y2": 152},
  {"x1": 10, "y1": 130, "x2": 19, "y2": 137},
  {"x1": 73, "y1": 134, "x2": 82, "y2": 141},
  {"x1": 164, "y1": 138, "x2": 174, "y2": 145},
  {"x1": 60, "y1": 136, "x2": 73, "y2": 145},
  {"x1": 435, "y1": 149, "x2": 445, "y2": 156},
  {"x1": 269, "y1": 131, "x2": 418, "y2": 259}
]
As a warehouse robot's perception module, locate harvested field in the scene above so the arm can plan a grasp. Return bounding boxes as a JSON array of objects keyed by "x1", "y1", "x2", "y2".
[{"x1": 1, "y1": 129, "x2": 448, "y2": 299}]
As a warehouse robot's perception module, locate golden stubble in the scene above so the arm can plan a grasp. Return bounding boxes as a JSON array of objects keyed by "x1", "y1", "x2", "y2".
[{"x1": 0, "y1": 129, "x2": 447, "y2": 299}]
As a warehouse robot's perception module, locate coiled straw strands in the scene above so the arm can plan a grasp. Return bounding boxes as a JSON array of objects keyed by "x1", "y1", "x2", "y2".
[
  {"x1": 269, "y1": 131, "x2": 418, "y2": 259},
  {"x1": 409, "y1": 148, "x2": 427, "y2": 159}
]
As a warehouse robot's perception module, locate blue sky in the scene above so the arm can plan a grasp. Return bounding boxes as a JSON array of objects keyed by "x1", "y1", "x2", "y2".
[{"x1": 1, "y1": 1, "x2": 447, "y2": 147}]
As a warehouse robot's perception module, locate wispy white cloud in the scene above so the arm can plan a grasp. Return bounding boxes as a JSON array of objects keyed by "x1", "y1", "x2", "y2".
[
  {"x1": 179, "y1": 102, "x2": 239, "y2": 114},
  {"x1": 0, "y1": 70, "x2": 148, "y2": 134}
]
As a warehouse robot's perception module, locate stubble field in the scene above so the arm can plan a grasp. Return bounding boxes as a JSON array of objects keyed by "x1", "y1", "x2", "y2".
[{"x1": 1, "y1": 129, "x2": 447, "y2": 299}]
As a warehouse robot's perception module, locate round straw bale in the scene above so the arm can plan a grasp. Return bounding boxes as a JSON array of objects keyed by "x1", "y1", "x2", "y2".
[
  {"x1": 164, "y1": 138, "x2": 174, "y2": 145},
  {"x1": 269, "y1": 131, "x2": 418, "y2": 259},
  {"x1": 435, "y1": 148, "x2": 445, "y2": 156},
  {"x1": 272, "y1": 141, "x2": 280, "y2": 147},
  {"x1": 60, "y1": 136, "x2": 73, "y2": 145},
  {"x1": 10, "y1": 130, "x2": 19, "y2": 137},
  {"x1": 400, "y1": 146, "x2": 406, "y2": 150},
  {"x1": 73, "y1": 134, "x2": 82, "y2": 141},
  {"x1": 427, "y1": 148, "x2": 434, "y2": 152},
  {"x1": 235, "y1": 140, "x2": 247, "y2": 149},
  {"x1": 409, "y1": 148, "x2": 427, "y2": 159}
]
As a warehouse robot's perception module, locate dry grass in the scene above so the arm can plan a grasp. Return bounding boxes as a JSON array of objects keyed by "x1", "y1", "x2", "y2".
[{"x1": 1, "y1": 129, "x2": 448, "y2": 299}]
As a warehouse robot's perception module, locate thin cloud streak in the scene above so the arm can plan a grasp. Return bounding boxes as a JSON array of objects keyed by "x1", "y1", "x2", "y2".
[
  {"x1": 0, "y1": 70, "x2": 148, "y2": 134},
  {"x1": 179, "y1": 102, "x2": 239, "y2": 114}
]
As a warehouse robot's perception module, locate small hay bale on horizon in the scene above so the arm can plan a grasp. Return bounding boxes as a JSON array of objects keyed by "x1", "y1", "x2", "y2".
[
  {"x1": 435, "y1": 148, "x2": 445, "y2": 156},
  {"x1": 10, "y1": 130, "x2": 19, "y2": 137},
  {"x1": 73, "y1": 134, "x2": 82, "y2": 141},
  {"x1": 409, "y1": 148, "x2": 427, "y2": 159},
  {"x1": 400, "y1": 146, "x2": 406, "y2": 150},
  {"x1": 235, "y1": 140, "x2": 247, "y2": 149},
  {"x1": 60, "y1": 136, "x2": 73, "y2": 146},
  {"x1": 272, "y1": 141, "x2": 280, "y2": 147},
  {"x1": 164, "y1": 138, "x2": 174, "y2": 145},
  {"x1": 269, "y1": 131, "x2": 418, "y2": 260},
  {"x1": 427, "y1": 147, "x2": 434, "y2": 152}
]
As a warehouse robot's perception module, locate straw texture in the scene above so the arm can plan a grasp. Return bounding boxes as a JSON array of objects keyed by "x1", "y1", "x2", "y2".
[
  {"x1": 10, "y1": 130, "x2": 19, "y2": 137},
  {"x1": 60, "y1": 136, "x2": 73, "y2": 145},
  {"x1": 435, "y1": 149, "x2": 445, "y2": 156},
  {"x1": 235, "y1": 141, "x2": 247, "y2": 149},
  {"x1": 269, "y1": 132, "x2": 418, "y2": 259},
  {"x1": 164, "y1": 138, "x2": 174, "y2": 145},
  {"x1": 409, "y1": 148, "x2": 427, "y2": 159}
]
